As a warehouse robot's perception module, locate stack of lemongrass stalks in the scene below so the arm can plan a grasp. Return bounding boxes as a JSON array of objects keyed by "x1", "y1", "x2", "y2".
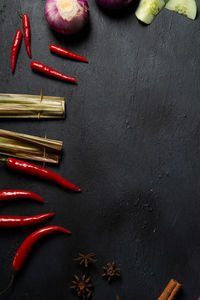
[
  {"x1": 0, "y1": 129, "x2": 63, "y2": 164},
  {"x1": 0, "y1": 93, "x2": 65, "y2": 118}
]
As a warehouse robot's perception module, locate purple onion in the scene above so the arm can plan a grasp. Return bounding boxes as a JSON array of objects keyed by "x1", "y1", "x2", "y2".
[
  {"x1": 45, "y1": 0, "x2": 89, "y2": 35},
  {"x1": 96, "y1": 0, "x2": 133, "y2": 10}
]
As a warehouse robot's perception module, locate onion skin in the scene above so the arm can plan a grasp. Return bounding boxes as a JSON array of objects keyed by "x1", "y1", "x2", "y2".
[
  {"x1": 45, "y1": 0, "x2": 89, "y2": 35},
  {"x1": 96, "y1": 0, "x2": 133, "y2": 10}
]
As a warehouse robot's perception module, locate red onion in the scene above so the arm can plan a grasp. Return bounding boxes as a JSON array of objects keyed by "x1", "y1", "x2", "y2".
[
  {"x1": 45, "y1": 0, "x2": 89, "y2": 35},
  {"x1": 96, "y1": 0, "x2": 133, "y2": 10}
]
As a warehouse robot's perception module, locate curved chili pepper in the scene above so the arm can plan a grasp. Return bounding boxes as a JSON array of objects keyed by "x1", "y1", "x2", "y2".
[
  {"x1": 0, "y1": 213, "x2": 55, "y2": 228},
  {"x1": 11, "y1": 30, "x2": 23, "y2": 73},
  {"x1": 0, "y1": 226, "x2": 71, "y2": 295},
  {"x1": 0, "y1": 157, "x2": 81, "y2": 192},
  {"x1": 13, "y1": 225, "x2": 71, "y2": 270},
  {"x1": 0, "y1": 190, "x2": 43, "y2": 204},
  {"x1": 22, "y1": 14, "x2": 32, "y2": 58},
  {"x1": 30, "y1": 61, "x2": 77, "y2": 83},
  {"x1": 49, "y1": 45, "x2": 88, "y2": 63}
]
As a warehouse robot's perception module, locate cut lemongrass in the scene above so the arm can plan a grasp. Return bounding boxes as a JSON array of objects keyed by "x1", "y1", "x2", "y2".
[
  {"x1": 165, "y1": 0, "x2": 197, "y2": 20},
  {"x1": 0, "y1": 93, "x2": 65, "y2": 119},
  {"x1": 0, "y1": 129, "x2": 63, "y2": 164},
  {"x1": 135, "y1": 0, "x2": 165, "y2": 24}
]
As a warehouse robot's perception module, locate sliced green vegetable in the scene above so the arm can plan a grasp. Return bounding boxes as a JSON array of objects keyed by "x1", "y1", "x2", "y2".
[
  {"x1": 135, "y1": 0, "x2": 165, "y2": 24},
  {"x1": 165, "y1": 0, "x2": 197, "y2": 20}
]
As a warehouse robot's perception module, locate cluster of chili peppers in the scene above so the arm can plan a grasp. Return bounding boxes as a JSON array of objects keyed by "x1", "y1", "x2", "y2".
[
  {"x1": 0, "y1": 134, "x2": 81, "y2": 294},
  {"x1": 0, "y1": 137, "x2": 82, "y2": 295},
  {"x1": 0, "y1": 156, "x2": 78, "y2": 294},
  {"x1": 5, "y1": 12, "x2": 86, "y2": 296},
  {"x1": 11, "y1": 15, "x2": 88, "y2": 83}
]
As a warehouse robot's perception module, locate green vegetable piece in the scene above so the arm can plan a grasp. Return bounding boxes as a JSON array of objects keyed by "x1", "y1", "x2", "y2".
[
  {"x1": 165, "y1": 0, "x2": 197, "y2": 20},
  {"x1": 135, "y1": 0, "x2": 165, "y2": 24}
]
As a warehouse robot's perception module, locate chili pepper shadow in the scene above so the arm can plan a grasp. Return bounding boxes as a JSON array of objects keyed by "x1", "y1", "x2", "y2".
[
  {"x1": 95, "y1": 0, "x2": 140, "y2": 20},
  {"x1": 0, "y1": 198, "x2": 43, "y2": 209},
  {"x1": 0, "y1": 221, "x2": 53, "y2": 236},
  {"x1": 0, "y1": 224, "x2": 37, "y2": 241},
  {"x1": 48, "y1": 20, "x2": 91, "y2": 48}
]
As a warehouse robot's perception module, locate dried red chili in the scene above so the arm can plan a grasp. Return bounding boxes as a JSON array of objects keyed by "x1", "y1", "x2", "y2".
[
  {"x1": 22, "y1": 14, "x2": 32, "y2": 58},
  {"x1": 0, "y1": 190, "x2": 43, "y2": 204},
  {"x1": 0, "y1": 225, "x2": 71, "y2": 295},
  {"x1": 0, "y1": 157, "x2": 82, "y2": 192},
  {"x1": 30, "y1": 61, "x2": 77, "y2": 83},
  {"x1": 0, "y1": 213, "x2": 54, "y2": 228},
  {"x1": 11, "y1": 30, "x2": 23, "y2": 73},
  {"x1": 49, "y1": 45, "x2": 88, "y2": 63}
]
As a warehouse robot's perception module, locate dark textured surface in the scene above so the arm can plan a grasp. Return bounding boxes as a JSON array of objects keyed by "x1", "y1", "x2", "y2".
[{"x1": 0, "y1": 0, "x2": 200, "y2": 299}]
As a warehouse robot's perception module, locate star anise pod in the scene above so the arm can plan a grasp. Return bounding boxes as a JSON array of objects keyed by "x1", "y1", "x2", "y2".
[
  {"x1": 74, "y1": 253, "x2": 97, "y2": 268},
  {"x1": 102, "y1": 262, "x2": 120, "y2": 282},
  {"x1": 70, "y1": 274, "x2": 93, "y2": 299}
]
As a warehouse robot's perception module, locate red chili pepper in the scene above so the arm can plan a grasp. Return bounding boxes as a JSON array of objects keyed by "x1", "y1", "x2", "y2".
[
  {"x1": 0, "y1": 157, "x2": 81, "y2": 192},
  {"x1": 0, "y1": 226, "x2": 71, "y2": 295},
  {"x1": 0, "y1": 213, "x2": 54, "y2": 228},
  {"x1": 13, "y1": 225, "x2": 71, "y2": 270},
  {"x1": 11, "y1": 30, "x2": 23, "y2": 73},
  {"x1": 22, "y1": 14, "x2": 32, "y2": 58},
  {"x1": 49, "y1": 45, "x2": 88, "y2": 63},
  {"x1": 0, "y1": 190, "x2": 43, "y2": 204},
  {"x1": 30, "y1": 61, "x2": 77, "y2": 83}
]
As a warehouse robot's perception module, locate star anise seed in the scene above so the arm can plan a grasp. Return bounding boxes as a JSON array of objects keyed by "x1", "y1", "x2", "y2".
[
  {"x1": 74, "y1": 253, "x2": 97, "y2": 268},
  {"x1": 70, "y1": 274, "x2": 93, "y2": 299},
  {"x1": 102, "y1": 261, "x2": 120, "y2": 282}
]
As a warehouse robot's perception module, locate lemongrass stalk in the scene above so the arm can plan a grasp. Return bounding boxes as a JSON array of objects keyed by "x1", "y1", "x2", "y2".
[
  {"x1": 0, "y1": 93, "x2": 65, "y2": 118},
  {"x1": 0, "y1": 129, "x2": 63, "y2": 164}
]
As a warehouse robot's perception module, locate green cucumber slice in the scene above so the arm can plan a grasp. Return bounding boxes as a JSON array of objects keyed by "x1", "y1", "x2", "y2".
[
  {"x1": 165, "y1": 0, "x2": 197, "y2": 20},
  {"x1": 135, "y1": 0, "x2": 165, "y2": 24}
]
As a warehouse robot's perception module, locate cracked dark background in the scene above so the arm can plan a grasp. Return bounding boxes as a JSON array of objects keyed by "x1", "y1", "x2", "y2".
[{"x1": 0, "y1": 0, "x2": 200, "y2": 299}]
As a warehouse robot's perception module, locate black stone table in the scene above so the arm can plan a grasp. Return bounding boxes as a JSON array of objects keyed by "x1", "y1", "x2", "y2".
[{"x1": 0, "y1": 0, "x2": 200, "y2": 299}]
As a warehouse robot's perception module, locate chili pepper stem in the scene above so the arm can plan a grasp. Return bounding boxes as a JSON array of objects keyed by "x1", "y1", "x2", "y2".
[
  {"x1": 0, "y1": 271, "x2": 16, "y2": 296},
  {"x1": 0, "y1": 158, "x2": 8, "y2": 164}
]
